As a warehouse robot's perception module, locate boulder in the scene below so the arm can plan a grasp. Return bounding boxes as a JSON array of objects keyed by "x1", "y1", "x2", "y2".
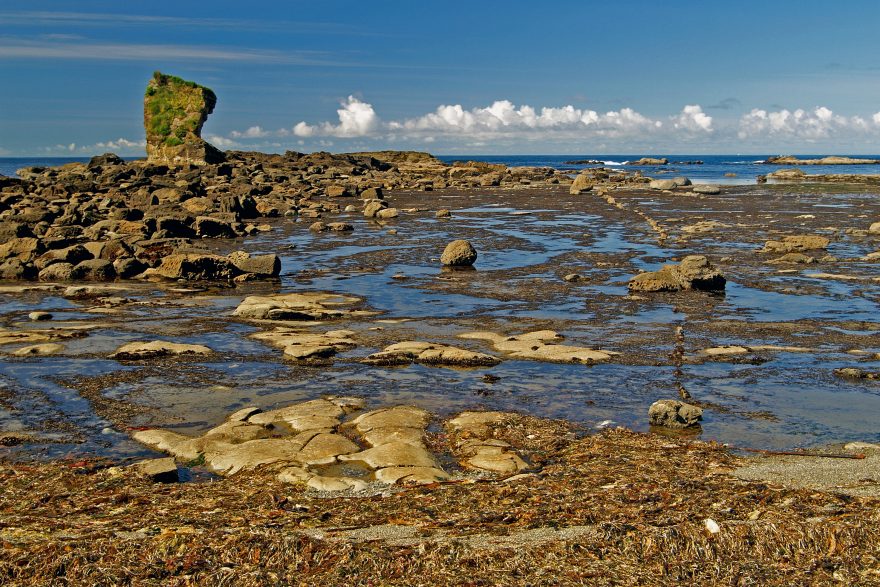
[
  {"x1": 692, "y1": 184, "x2": 721, "y2": 195},
  {"x1": 761, "y1": 235, "x2": 830, "y2": 253},
  {"x1": 649, "y1": 179, "x2": 678, "y2": 190},
  {"x1": 74, "y1": 259, "x2": 116, "y2": 281},
  {"x1": 363, "y1": 200, "x2": 387, "y2": 218},
  {"x1": 359, "y1": 187, "x2": 383, "y2": 200},
  {"x1": 325, "y1": 185, "x2": 350, "y2": 197},
  {"x1": 440, "y1": 240, "x2": 477, "y2": 267},
  {"x1": 648, "y1": 399, "x2": 703, "y2": 429},
  {"x1": 628, "y1": 255, "x2": 725, "y2": 292},
  {"x1": 0, "y1": 238, "x2": 44, "y2": 263},
  {"x1": 193, "y1": 216, "x2": 237, "y2": 238},
  {"x1": 376, "y1": 207, "x2": 399, "y2": 219},
  {"x1": 38, "y1": 262, "x2": 82, "y2": 281},
  {"x1": 227, "y1": 251, "x2": 280, "y2": 277},
  {"x1": 155, "y1": 253, "x2": 238, "y2": 281},
  {"x1": 569, "y1": 173, "x2": 593, "y2": 195},
  {"x1": 130, "y1": 457, "x2": 179, "y2": 483}
]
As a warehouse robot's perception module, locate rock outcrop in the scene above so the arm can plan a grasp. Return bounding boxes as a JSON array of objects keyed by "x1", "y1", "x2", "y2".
[
  {"x1": 144, "y1": 71, "x2": 224, "y2": 166},
  {"x1": 628, "y1": 255, "x2": 726, "y2": 292},
  {"x1": 627, "y1": 157, "x2": 668, "y2": 166},
  {"x1": 764, "y1": 155, "x2": 880, "y2": 165}
]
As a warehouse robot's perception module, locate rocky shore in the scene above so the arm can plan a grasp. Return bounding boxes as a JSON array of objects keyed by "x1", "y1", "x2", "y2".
[{"x1": 4, "y1": 72, "x2": 880, "y2": 584}]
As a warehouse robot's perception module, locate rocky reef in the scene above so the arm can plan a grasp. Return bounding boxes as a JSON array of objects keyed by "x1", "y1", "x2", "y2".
[
  {"x1": 144, "y1": 71, "x2": 224, "y2": 166},
  {"x1": 763, "y1": 155, "x2": 880, "y2": 165}
]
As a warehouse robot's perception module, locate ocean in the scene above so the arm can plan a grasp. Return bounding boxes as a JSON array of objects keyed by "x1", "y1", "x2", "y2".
[{"x1": 4, "y1": 154, "x2": 880, "y2": 185}]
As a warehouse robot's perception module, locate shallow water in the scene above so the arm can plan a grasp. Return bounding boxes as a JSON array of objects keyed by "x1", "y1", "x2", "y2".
[{"x1": 2, "y1": 182, "x2": 880, "y2": 459}]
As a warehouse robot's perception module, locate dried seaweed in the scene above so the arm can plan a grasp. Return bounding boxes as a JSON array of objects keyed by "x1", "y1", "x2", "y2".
[{"x1": 1, "y1": 423, "x2": 878, "y2": 585}]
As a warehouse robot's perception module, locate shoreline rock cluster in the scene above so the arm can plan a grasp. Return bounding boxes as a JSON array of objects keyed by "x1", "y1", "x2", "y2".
[{"x1": 132, "y1": 398, "x2": 532, "y2": 491}]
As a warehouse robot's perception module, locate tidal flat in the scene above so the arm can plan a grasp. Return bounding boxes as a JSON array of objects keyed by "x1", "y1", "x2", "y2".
[{"x1": 2, "y1": 176, "x2": 880, "y2": 585}]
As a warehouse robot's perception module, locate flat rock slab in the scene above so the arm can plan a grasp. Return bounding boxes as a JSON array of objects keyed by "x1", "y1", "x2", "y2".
[
  {"x1": 130, "y1": 399, "x2": 536, "y2": 491},
  {"x1": 205, "y1": 439, "x2": 305, "y2": 475},
  {"x1": 362, "y1": 340, "x2": 500, "y2": 368},
  {"x1": 339, "y1": 440, "x2": 440, "y2": 469},
  {"x1": 233, "y1": 292, "x2": 370, "y2": 321},
  {"x1": 459, "y1": 330, "x2": 617, "y2": 363},
  {"x1": 11, "y1": 343, "x2": 64, "y2": 356},
  {"x1": 0, "y1": 328, "x2": 87, "y2": 346},
  {"x1": 351, "y1": 406, "x2": 431, "y2": 433},
  {"x1": 251, "y1": 328, "x2": 356, "y2": 360},
  {"x1": 110, "y1": 340, "x2": 212, "y2": 360}
]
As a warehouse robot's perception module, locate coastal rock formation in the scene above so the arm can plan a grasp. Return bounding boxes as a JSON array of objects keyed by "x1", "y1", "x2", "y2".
[
  {"x1": 628, "y1": 255, "x2": 726, "y2": 292},
  {"x1": 628, "y1": 157, "x2": 668, "y2": 166},
  {"x1": 764, "y1": 155, "x2": 880, "y2": 165},
  {"x1": 144, "y1": 71, "x2": 224, "y2": 166},
  {"x1": 131, "y1": 399, "x2": 536, "y2": 488}
]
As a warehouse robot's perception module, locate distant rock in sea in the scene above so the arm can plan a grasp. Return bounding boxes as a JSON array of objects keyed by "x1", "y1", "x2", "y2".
[
  {"x1": 763, "y1": 155, "x2": 880, "y2": 165},
  {"x1": 626, "y1": 157, "x2": 668, "y2": 166}
]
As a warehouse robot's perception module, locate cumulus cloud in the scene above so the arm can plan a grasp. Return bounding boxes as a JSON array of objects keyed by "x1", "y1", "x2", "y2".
[
  {"x1": 230, "y1": 125, "x2": 269, "y2": 139},
  {"x1": 672, "y1": 105, "x2": 713, "y2": 132},
  {"x1": 387, "y1": 101, "x2": 667, "y2": 139},
  {"x1": 94, "y1": 137, "x2": 145, "y2": 150},
  {"x1": 738, "y1": 106, "x2": 873, "y2": 140},
  {"x1": 293, "y1": 96, "x2": 379, "y2": 138}
]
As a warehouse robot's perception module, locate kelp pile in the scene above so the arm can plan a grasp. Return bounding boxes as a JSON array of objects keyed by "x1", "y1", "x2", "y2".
[{"x1": 1, "y1": 420, "x2": 879, "y2": 586}]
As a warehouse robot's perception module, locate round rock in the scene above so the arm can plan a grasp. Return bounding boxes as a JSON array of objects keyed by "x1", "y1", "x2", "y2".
[{"x1": 440, "y1": 240, "x2": 477, "y2": 267}]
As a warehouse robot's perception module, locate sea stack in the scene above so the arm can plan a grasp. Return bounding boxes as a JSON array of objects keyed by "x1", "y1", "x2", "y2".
[{"x1": 143, "y1": 71, "x2": 225, "y2": 166}]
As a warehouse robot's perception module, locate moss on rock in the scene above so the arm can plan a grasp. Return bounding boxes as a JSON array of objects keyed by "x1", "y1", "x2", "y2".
[{"x1": 143, "y1": 71, "x2": 224, "y2": 165}]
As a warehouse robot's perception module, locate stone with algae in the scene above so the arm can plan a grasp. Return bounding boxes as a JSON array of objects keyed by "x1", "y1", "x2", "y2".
[{"x1": 144, "y1": 71, "x2": 224, "y2": 165}]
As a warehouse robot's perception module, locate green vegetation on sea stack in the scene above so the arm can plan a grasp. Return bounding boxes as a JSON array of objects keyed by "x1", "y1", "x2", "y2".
[{"x1": 144, "y1": 71, "x2": 216, "y2": 148}]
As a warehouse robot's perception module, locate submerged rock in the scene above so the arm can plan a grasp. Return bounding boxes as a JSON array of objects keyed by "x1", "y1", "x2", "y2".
[{"x1": 628, "y1": 255, "x2": 725, "y2": 292}]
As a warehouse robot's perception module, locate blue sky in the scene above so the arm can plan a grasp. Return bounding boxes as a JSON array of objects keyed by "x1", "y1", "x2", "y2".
[{"x1": 3, "y1": 0, "x2": 880, "y2": 156}]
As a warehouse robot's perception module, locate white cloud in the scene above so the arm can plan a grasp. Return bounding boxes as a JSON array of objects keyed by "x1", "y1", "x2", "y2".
[
  {"x1": 387, "y1": 101, "x2": 662, "y2": 139},
  {"x1": 205, "y1": 134, "x2": 240, "y2": 149},
  {"x1": 230, "y1": 125, "x2": 269, "y2": 139},
  {"x1": 672, "y1": 105, "x2": 713, "y2": 132},
  {"x1": 94, "y1": 137, "x2": 145, "y2": 150},
  {"x1": 738, "y1": 106, "x2": 873, "y2": 141},
  {"x1": 293, "y1": 96, "x2": 378, "y2": 138}
]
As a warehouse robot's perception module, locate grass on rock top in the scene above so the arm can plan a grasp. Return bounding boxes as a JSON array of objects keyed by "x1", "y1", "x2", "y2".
[{"x1": 145, "y1": 72, "x2": 216, "y2": 147}]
